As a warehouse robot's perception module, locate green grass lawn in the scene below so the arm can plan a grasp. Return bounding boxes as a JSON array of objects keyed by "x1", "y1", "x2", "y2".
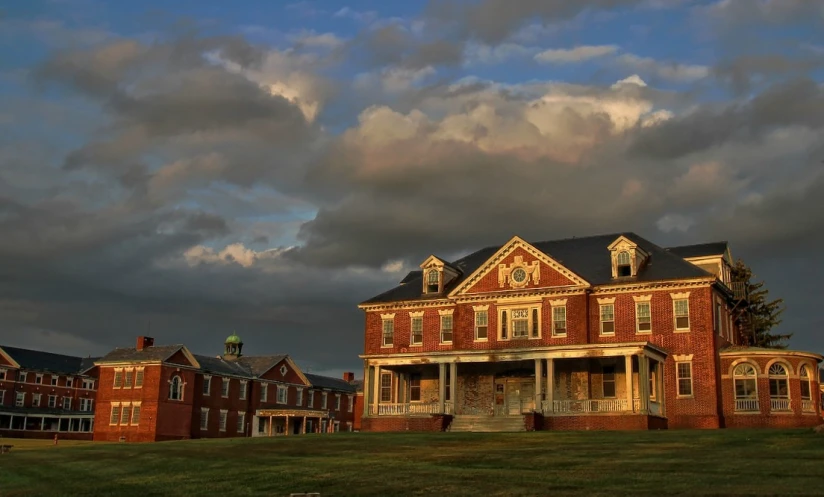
[{"x1": 0, "y1": 429, "x2": 822, "y2": 496}]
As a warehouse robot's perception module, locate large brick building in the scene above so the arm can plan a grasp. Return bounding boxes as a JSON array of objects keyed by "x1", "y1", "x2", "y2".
[
  {"x1": 0, "y1": 346, "x2": 99, "y2": 440},
  {"x1": 93, "y1": 334, "x2": 358, "y2": 442},
  {"x1": 358, "y1": 233, "x2": 823, "y2": 431}
]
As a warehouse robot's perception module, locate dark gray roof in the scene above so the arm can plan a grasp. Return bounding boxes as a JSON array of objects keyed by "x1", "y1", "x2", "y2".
[
  {"x1": 399, "y1": 270, "x2": 422, "y2": 284},
  {"x1": 238, "y1": 355, "x2": 287, "y2": 376},
  {"x1": 666, "y1": 242, "x2": 729, "y2": 259},
  {"x1": 195, "y1": 355, "x2": 253, "y2": 377},
  {"x1": 0, "y1": 345, "x2": 97, "y2": 375},
  {"x1": 363, "y1": 233, "x2": 712, "y2": 304},
  {"x1": 304, "y1": 373, "x2": 357, "y2": 393},
  {"x1": 96, "y1": 345, "x2": 185, "y2": 364}
]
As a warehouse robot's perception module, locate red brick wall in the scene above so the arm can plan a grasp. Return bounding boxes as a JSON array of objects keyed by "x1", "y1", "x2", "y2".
[
  {"x1": 542, "y1": 414, "x2": 667, "y2": 431},
  {"x1": 0, "y1": 369, "x2": 98, "y2": 411},
  {"x1": 362, "y1": 414, "x2": 451, "y2": 432},
  {"x1": 462, "y1": 247, "x2": 576, "y2": 294}
]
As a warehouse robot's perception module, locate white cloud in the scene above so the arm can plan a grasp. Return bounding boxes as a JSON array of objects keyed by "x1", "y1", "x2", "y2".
[
  {"x1": 464, "y1": 42, "x2": 537, "y2": 66},
  {"x1": 656, "y1": 213, "x2": 696, "y2": 233},
  {"x1": 534, "y1": 45, "x2": 619, "y2": 64},
  {"x1": 183, "y1": 244, "x2": 290, "y2": 268},
  {"x1": 617, "y1": 53, "x2": 710, "y2": 82}
]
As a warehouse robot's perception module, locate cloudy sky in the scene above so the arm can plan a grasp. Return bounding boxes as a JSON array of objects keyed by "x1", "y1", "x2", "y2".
[{"x1": 0, "y1": 0, "x2": 823, "y2": 376}]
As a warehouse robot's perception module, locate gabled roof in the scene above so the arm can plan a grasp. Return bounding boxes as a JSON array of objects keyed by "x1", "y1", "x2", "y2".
[
  {"x1": 237, "y1": 355, "x2": 288, "y2": 376},
  {"x1": 0, "y1": 345, "x2": 98, "y2": 375},
  {"x1": 666, "y1": 242, "x2": 729, "y2": 259},
  {"x1": 304, "y1": 373, "x2": 357, "y2": 393},
  {"x1": 96, "y1": 345, "x2": 194, "y2": 365},
  {"x1": 195, "y1": 355, "x2": 254, "y2": 377},
  {"x1": 362, "y1": 233, "x2": 712, "y2": 305}
]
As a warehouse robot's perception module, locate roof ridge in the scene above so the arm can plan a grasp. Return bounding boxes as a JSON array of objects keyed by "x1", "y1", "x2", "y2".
[{"x1": 1, "y1": 345, "x2": 86, "y2": 360}]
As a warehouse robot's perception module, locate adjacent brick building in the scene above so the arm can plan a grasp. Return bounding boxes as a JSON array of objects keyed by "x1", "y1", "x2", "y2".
[
  {"x1": 0, "y1": 346, "x2": 99, "y2": 440},
  {"x1": 358, "y1": 233, "x2": 823, "y2": 431},
  {"x1": 93, "y1": 334, "x2": 358, "y2": 442}
]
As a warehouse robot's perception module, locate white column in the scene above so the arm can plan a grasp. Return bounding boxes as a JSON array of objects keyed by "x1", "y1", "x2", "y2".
[
  {"x1": 449, "y1": 362, "x2": 457, "y2": 414},
  {"x1": 625, "y1": 355, "x2": 634, "y2": 412},
  {"x1": 534, "y1": 359, "x2": 543, "y2": 411},
  {"x1": 438, "y1": 363, "x2": 447, "y2": 413},
  {"x1": 546, "y1": 358, "x2": 554, "y2": 414},
  {"x1": 639, "y1": 355, "x2": 650, "y2": 413},
  {"x1": 285, "y1": 415, "x2": 290, "y2": 436},
  {"x1": 373, "y1": 365, "x2": 381, "y2": 414},
  {"x1": 659, "y1": 360, "x2": 666, "y2": 416},
  {"x1": 362, "y1": 362, "x2": 371, "y2": 417}
]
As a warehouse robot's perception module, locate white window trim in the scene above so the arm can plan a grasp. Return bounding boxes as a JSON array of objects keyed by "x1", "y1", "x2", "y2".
[
  {"x1": 597, "y1": 298, "x2": 616, "y2": 336},
  {"x1": 169, "y1": 375, "x2": 185, "y2": 401},
  {"x1": 549, "y1": 299, "x2": 567, "y2": 337},
  {"x1": 200, "y1": 408, "x2": 209, "y2": 430},
  {"x1": 33, "y1": 393, "x2": 41, "y2": 407},
  {"x1": 48, "y1": 395, "x2": 57, "y2": 408},
  {"x1": 671, "y1": 292, "x2": 691, "y2": 332},
  {"x1": 35, "y1": 373, "x2": 43, "y2": 385},
  {"x1": 221, "y1": 378, "x2": 230, "y2": 398},
  {"x1": 473, "y1": 305, "x2": 489, "y2": 342},
  {"x1": 439, "y1": 309, "x2": 455, "y2": 344},
  {"x1": 348, "y1": 395, "x2": 354, "y2": 413},
  {"x1": 15, "y1": 392, "x2": 25, "y2": 407},
  {"x1": 239, "y1": 380, "x2": 248, "y2": 400},
  {"x1": 409, "y1": 311, "x2": 424, "y2": 346},
  {"x1": 321, "y1": 391, "x2": 328, "y2": 409},
  {"x1": 123, "y1": 368, "x2": 134, "y2": 389},
  {"x1": 109, "y1": 402, "x2": 121, "y2": 425},
  {"x1": 296, "y1": 387, "x2": 304, "y2": 406},
  {"x1": 276, "y1": 385, "x2": 288, "y2": 404},
  {"x1": 0, "y1": 390, "x2": 5, "y2": 405},
  {"x1": 134, "y1": 367, "x2": 144, "y2": 389},
  {"x1": 635, "y1": 300, "x2": 652, "y2": 335},
  {"x1": 131, "y1": 402, "x2": 142, "y2": 426},
  {"x1": 112, "y1": 368, "x2": 123, "y2": 389},
  {"x1": 219, "y1": 410, "x2": 228, "y2": 432},
  {"x1": 62, "y1": 396, "x2": 72, "y2": 410},
  {"x1": 381, "y1": 313, "x2": 395, "y2": 348},
  {"x1": 497, "y1": 302, "x2": 542, "y2": 341},
  {"x1": 260, "y1": 382, "x2": 268, "y2": 402},
  {"x1": 50, "y1": 376, "x2": 59, "y2": 386},
  {"x1": 0, "y1": 368, "x2": 6, "y2": 381},
  {"x1": 335, "y1": 393, "x2": 341, "y2": 411},
  {"x1": 307, "y1": 389, "x2": 315, "y2": 408},
  {"x1": 203, "y1": 375, "x2": 212, "y2": 396},
  {"x1": 237, "y1": 412, "x2": 245, "y2": 433},
  {"x1": 676, "y1": 360, "x2": 693, "y2": 398}
]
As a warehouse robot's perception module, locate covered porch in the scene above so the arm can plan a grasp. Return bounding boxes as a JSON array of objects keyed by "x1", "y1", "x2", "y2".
[
  {"x1": 362, "y1": 343, "x2": 667, "y2": 420},
  {"x1": 252, "y1": 408, "x2": 338, "y2": 436}
]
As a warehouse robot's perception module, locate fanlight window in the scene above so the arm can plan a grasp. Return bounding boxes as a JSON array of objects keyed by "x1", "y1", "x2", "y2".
[
  {"x1": 800, "y1": 365, "x2": 812, "y2": 401},
  {"x1": 616, "y1": 251, "x2": 632, "y2": 277},
  {"x1": 169, "y1": 375, "x2": 184, "y2": 401},
  {"x1": 733, "y1": 363, "x2": 757, "y2": 399},
  {"x1": 768, "y1": 363, "x2": 789, "y2": 400}
]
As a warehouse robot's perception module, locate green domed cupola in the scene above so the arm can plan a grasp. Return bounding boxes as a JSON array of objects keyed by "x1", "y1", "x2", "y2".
[{"x1": 223, "y1": 332, "x2": 243, "y2": 360}]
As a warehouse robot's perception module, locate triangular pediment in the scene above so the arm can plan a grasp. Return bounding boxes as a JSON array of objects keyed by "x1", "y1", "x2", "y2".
[
  {"x1": 449, "y1": 236, "x2": 589, "y2": 296},
  {"x1": 0, "y1": 347, "x2": 20, "y2": 368},
  {"x1": 608, "y1": 235, "x2": 638, "y2": 251},
  {"x1": 259, "y1": 356, "x2": 310, "y2": 386},
  {"x1": 163, "y1": 346, "x2": 200, "y2": 369}
]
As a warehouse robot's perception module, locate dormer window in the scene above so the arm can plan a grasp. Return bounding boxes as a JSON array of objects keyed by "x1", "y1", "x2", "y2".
[
  {"x1": 426, "y1": 269, "x2": 440, "y2": 293},
  {"x1": 616, "y1": 251, "x2": 632, "y2": 277}
]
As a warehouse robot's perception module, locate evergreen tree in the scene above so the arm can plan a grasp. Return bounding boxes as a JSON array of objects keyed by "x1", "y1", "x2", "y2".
[{"x1": 730, "y1": 259, "x2": 791, "y2": 348}]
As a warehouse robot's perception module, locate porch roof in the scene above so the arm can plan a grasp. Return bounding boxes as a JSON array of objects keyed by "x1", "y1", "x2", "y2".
[
  {"x1": 255, "y1": 408, "x2": 331, "y2": 418},
  {"x1": 361, "y1": 342, "x2": 667, "y2": 366}
]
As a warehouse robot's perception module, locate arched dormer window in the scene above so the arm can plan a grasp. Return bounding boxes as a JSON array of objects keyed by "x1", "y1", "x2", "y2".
[
  {"x1": 768, "y1": 363, "x2": 790, "y2": 411},
  {"x1": 426, "y1": 269, "x2": 440, "y2": 293},
  {"x1": 616, "y1": 251, "x2": 632, "y2": 277},
  {"x1": 169, "y1": 375, "x2": 184, "y2": 401}
]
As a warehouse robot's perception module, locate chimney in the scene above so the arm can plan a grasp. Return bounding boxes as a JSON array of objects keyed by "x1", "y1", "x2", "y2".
[
  {"x1": 343, "y1": 372, "x2": 355, "y2": 382},
  {"x1": 136, "y1": 336, "x2": 154, "y2": 351}
]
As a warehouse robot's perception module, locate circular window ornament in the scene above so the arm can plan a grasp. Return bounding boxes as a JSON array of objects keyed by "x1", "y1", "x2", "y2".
[
  {"x1": 511, "y1": 267, "x2": 527, "y2": 283},
  {"x1": 280, "y1": 365, "x2": 288, "y2": 376}
]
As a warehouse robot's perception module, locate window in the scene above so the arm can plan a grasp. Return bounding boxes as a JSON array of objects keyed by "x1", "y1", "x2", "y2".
[
  {"x1": 82, "y1": 379, "x2": 94, "y2": 390},
  {"x1": 674, "y1": 299, "x2": 690, "y2": 330},
  {"x1": 21, "y1": 372, "x2": 28, "y2": 383},
  {"x1": 110, "y1": 405, "x2": 120, "y2": 425},
  {"x1": 15, "y1": 392, "x2": 25, "y2": 407},
  {"x1": 33, "y1": 393, "x2": 41, "y2": 407},
  {"x1": 203, "y1": 376, "x2": 212, "y2": 395},
  {"x1": 501, "y1": 311, "x2": 508, "y2": 339},
  {"x1": 51, "y1": 376, "x2": 58, "y2": 386},
  {"x1": 277, "y1": 385, "x2": 287, "y2": 404},
  {"x1": 380, "y1": 372, "x2": 392, "y2": 402},
  {"x1": 600, "y1": 304, "x2": 615, "y2": 335},
  {"x1": 35, "y1": 374, "x2": 43, "y2": 384},
  {"x1": 124, "y1": 370, "x2": 133, "y2": 388},
  {"x1": 768, "y1": 363, "x2": 790, "y2": 410},
  {"x1": 237, "y1": 412, "x2": 245, "y2": 433},
  {"x1": 335, "y1": 394, "x2": 341, "y2": 411},
  {"x1": 322, "y1": 392, "x2": 328, "y2": 409},
  {"x1": 733, "y1": 363, "x2": 758, "y2": 411},
  {"x1": 296, "y1": 388, "x2": 304, "y2": 406},
  {"x1": 260, "y1": 383, "x2": 268, "y2": 402},
  {"x1": 636, "y1": 302, "x2": 651, "y2": 333},
  {"x1": 616, "y1": 251, "x2": 632, "y2": 277},
  {"x1": 0, "y1": 390, "x2": 5, "y2": 405},
  {"x1": 307, "y1": 390, "x2": 314, "y2": 408},
  {"x1": 200, "y1": 409, "x2": 209, "y2": 430},
  {"x1": 715, "y1": 302, "x2": 723, "y2": 335},
  {"x1": 512, "y1": 309, "x2": 529, "y2": 338},
  {"x1": 80, "y1": 398, "x2": 93, "y2": 412},
  {"x1": 800, "y1": 365, "x2": 812, "y2": 401},
  {"x1": 131, "y1": 405, "x2": 141, "y2": 425},
  {"x1": 426, "y1": 269, "x2": 439, "y2": 293},
  {"x1": 48, "y1": 395, "x2": 57, "y2": 408},
  {"x1": 382, "y1": 318, "x2": 394, "y2": 347},
  {"x1": 676, "y1": 362, "x2": 693, "y2": 397},
  {"x1": 552, "y1": 306, "x2": 566, "y2": 336},
  {"x1": 475, "y1": 310, "x2": 488, "y2": 340},
  {"x1": 62, "y1": 397, "x2": 71, "y2": 410},
  {"x1": 240, "y1": 381, "x2": 247, "y2": 400},
  {"x1": 221, "y1": 378, "x2": 230, "y2": 398},
  {"x1": 121, "y1": 405, "x2": 130, "y2": 425},
  {"x1": 531, "y1": 309, "x2": 539, "y2": 338},
  {"x1": 411, "y1": 316, "x2": 423, "y2": 345},
  {"x1": 219, "y1": 411, "x2": 228, "y2": 432},
  {"x1": 440, "y1": 315, "x2": 453, "y2": 343},
  {"x1": 169, "y1": 375, "x2": 184, "y2": 401},
  {"x1": 66, "y1": 378, "x2": 73, "y2": 388},
  {"x1": 649, "y1": 364, "x2": 657, "y2": 401},
  {"x1": 0, "y1": 369, "x2": 5, "y2": 380},
  {"x1": 602, "y1": 366, "x2": 616, "y2": 398},
  {"x1": 348, "y1": 395, "x2": 354, "y2": 413},
  {"x1": 113, "y1": 370, "x2": 123, "y2": 388},
  {"x1": 135, "y1": 369, "x2": 143, "y2": 388}
]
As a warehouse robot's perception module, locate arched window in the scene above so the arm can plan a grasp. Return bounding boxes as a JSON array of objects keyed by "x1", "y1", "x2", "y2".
[
  {"x1": 426, "y1": 270, "x2": 439, "y2": 293},
  {"x1": 733, "y1": 363, "x2": 758, "y2": 412},
  {"x1": 799, "y1": 365, "x2": 812, "y2": 401},
  {"x1": 169, "y1": 375, "x2": 184, "y2": 401},
  {"x1": 616, "y1": 251, "x2": 632, "y2": 277},
  {"x1": 768, "y1": 363, "x2": 790, "y2": 411}
]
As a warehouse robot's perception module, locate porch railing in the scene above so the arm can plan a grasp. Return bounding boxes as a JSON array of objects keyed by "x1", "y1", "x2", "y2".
[
  {"x1": 770, "y1": 398, "x2": 791, "y2": 412},
  {"x1": 369, "y1": 402, "x2": 441, "y2": 416},
  {"x1": 735, "y1": 399, "x2": 759, "y2": 412},
  {"x1": 801, "y1": 400, "x2": 815, "y2": 413},
  {"x1": 546, "y1": 399, "x2": 629, "y2": 414},
  {"x1": 649, "y1": 401, "x2": 662, "y2": 416}
]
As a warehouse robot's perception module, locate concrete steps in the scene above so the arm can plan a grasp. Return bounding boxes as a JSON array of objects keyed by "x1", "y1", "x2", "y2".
[{"x1": 448, "y1": 415, "x2": 526, "y2": 433}]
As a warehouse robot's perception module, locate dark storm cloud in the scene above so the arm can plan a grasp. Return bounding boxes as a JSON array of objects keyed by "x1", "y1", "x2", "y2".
[{"x1": 712, "y1": 53, "x2": 824, "y2": 95}]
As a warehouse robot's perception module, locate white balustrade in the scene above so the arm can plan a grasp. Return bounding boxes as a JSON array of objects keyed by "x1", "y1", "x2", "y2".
[
  {"x1": 547, "y1": 399, "x2": 629, "y2": 414},
  {"x1": 769, "y1": 398, "x2": 791, "y2": 412},
  {"x1": 801, "y1": 400, "x2": 815, "y2": 413},
  {"x1": 369, "y1": 402, "x2": 442, "y2": 415},
  {"x1": 734, "y1": 398, "x2": 760, "y2": 412}
]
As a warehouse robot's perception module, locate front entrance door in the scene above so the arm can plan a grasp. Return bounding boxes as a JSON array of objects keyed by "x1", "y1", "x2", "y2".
[{"x1": 496, "y1": 379, "x2": 535, "y2": 415}]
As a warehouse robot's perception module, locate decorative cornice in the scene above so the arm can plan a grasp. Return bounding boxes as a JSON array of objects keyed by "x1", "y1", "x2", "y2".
[
  {"x1": 673, "y1": 354, "x2": 693, "y2": 361},
  {"x1": 437, "y1": 308, "x2": 455, "y2": 316},
  {"x1": 548, "y1": 298, "x2": 568, "y2": 306},
  {"x1": 380, "y1": 313, "x2": 396, "y2": 320},
  {"x1": 472, "y1": 304, "x2": 489, "y2": 311},
  {"x1": 597, "y1": 297, "x2": 616, "y2": 305},
  {"x1": 632, "y1": 294, "x2": 652, "y2": 302},
  {"x1": 670, "y1": 291, "x2": 691, "y2": 300},
  {"x1": 592, "y1": 279, "x2": 713, "y2": 295},
  {"x1": 409, "y1": 311, "x2": 424, "y2": 318}
]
